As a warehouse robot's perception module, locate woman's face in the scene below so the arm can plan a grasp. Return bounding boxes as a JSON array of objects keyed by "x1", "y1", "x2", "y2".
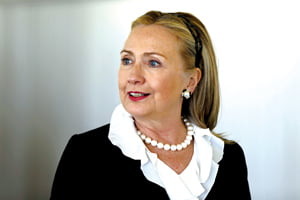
[{"x1": 118, "y1": 24, "x2": 191, "y2": 120}]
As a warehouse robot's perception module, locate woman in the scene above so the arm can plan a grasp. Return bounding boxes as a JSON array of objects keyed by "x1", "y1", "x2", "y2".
[{"x1": 50, "y1": 10, "x2": 251, "y2": 200}]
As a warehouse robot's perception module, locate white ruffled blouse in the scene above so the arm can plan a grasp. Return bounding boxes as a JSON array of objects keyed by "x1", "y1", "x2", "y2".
[{"x1": 108, "y1": 104, "x2": 224, "y2": 200}]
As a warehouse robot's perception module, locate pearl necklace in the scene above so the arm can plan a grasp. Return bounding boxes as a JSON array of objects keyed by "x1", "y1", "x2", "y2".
[{"x1": 137, "y1": 118, "x2": 194, "y2": 151}]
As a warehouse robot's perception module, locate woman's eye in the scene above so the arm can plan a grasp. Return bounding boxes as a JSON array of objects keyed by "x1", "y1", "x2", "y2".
[
  {"x1": 149, "y1": 60, "x2": 160, "y2": 67},
  {"x1": 121, "y1": 58, "x2": 132, "y2": 65}
]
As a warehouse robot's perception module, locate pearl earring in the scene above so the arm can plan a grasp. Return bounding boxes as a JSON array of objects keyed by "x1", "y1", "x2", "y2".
[{"x1": 182, "y1": 89, "x2": 191, "y2": 99}]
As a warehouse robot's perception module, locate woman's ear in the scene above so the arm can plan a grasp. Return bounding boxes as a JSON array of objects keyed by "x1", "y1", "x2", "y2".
[{"x1": 187, "y1": 68, "x2": 201, "y2": 93}]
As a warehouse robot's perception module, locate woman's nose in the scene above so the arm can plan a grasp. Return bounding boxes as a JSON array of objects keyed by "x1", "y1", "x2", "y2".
[{"x1": 127, "y1": 64, "x2": 145, "y2": 84}]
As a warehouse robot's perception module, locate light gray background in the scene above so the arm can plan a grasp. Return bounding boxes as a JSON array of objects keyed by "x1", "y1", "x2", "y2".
[{"x1": 0, "y1": 0, "x2": 299, "y2": 199}]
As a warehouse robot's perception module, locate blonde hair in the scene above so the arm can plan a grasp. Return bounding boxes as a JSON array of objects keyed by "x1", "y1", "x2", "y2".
[{"x1": 131, "y1": 11, "x2": 222, "y2": 136}]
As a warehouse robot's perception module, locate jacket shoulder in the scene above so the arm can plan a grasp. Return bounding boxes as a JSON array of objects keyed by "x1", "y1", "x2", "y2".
[
  {"x1": 69, "y1": 123, "x2": 111, "y2": 146},
  {"x1": 76, "y1": 123, "x2": 110, "y2": 138},
  {"x1": 221, "y1": 142, "x2": 248, "y2": 166},
  {"x1": 206, "y1": 141, "x2": 251, "y2": 199}
]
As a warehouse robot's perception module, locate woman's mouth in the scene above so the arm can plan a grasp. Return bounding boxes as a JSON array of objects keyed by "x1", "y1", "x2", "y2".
[{"x1": 128, "y1": 91, "x2": 150, "y2": 101}]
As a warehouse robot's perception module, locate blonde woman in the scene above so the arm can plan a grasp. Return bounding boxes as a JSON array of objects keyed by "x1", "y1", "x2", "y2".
[{"x1": 50, "y1": 10, "x2": 251, "y2": 200}]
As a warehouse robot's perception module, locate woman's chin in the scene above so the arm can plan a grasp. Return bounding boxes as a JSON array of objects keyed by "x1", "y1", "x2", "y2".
[{"x1": 123, "y1": 104, "x2": 150, "y2": 118}]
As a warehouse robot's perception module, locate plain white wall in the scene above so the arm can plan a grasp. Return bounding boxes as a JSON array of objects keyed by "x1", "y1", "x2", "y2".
[{"x1": 0, "y1": 0, "x2": 299, "y2": 199}]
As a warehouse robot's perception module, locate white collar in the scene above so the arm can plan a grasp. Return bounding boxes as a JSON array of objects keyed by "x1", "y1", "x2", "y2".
[
  {"x1": 108, "y1": 104, "x2": 224, "y2": 200},
  {"x1": 108, "y1": 104, "x2": 148, "y2": 161}
]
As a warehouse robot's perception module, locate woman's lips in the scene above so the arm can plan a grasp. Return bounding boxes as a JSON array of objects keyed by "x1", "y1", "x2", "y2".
[{"x1": 128, "y1": 91, "x2": 150, "y2": 101}]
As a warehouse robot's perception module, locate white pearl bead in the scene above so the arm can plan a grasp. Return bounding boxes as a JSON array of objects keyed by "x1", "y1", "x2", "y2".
[
  {"x1": 176, "y1": 144, "x2": 183, "y2": 151},
  {"x1": 187, "y1": 126, "x2": 193, "y2": 131},
  {"x1": 145, "y1": 137, "x2": 151, "y2": 144},
  {"x1": 157, "y1": 142, "x2": 164, "y2": 149},
  {"x1": 171, "y1": 145, "x2": 177, "y2": 151},
  {"x1": 151, "y1": 140, "x2": 157, "y2": 146},
  {"x1": 187, "y1": 130, "x2": 194, "y2": 135},
  {"x1": 185, "y1": 139, "x2": 191, "y2": 145},
  {"x1": 186, "y1": 135, "x2": 193, "y2": 141},
  {"x1": 164, "y1": 144, "x2": 171, "y2": 151}
]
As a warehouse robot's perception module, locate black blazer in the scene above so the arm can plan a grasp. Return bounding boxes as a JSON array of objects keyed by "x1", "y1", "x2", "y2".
[{"x1": 50, "y1": 124, "x2": 251, "y2": 200}]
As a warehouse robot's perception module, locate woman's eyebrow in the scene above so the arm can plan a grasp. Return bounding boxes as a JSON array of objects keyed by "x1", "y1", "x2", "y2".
[
  {"x1": 144, "y1": 52, "x2": 166, "y2": 58},
  {"x1": 120, "y1": 49, "x2": 167, "y2": 59},
  {"x1": 120, "y1": 49, "x2": 133, "y2": 54}
]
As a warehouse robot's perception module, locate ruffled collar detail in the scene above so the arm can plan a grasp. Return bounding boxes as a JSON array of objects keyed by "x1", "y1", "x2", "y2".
[
  {"x1": 108, "y1": 104, "x2": 148, "y2": 162},
  {"x1": 108, "y1": 104, "x2": 224, "y2": 200}
]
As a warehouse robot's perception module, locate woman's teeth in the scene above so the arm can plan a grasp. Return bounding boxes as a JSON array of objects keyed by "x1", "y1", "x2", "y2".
[{"x1": 129, "y1": 92, "x2": 148, "y2": 97}]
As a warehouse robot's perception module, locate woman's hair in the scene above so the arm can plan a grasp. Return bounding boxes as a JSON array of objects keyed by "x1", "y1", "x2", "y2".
[{"x1": 131, "y1": 11, "x2": 221, "y2": 135}]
